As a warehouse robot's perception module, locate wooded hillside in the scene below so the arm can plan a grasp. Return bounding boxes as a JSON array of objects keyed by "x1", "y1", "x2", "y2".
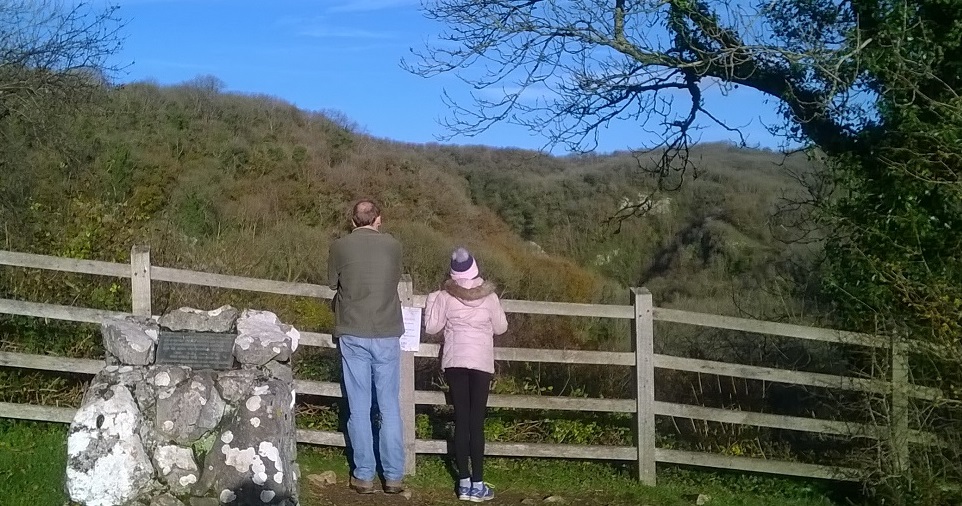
[{"x1": 0, "y1": 79, "x2": 819, "y2": 355}]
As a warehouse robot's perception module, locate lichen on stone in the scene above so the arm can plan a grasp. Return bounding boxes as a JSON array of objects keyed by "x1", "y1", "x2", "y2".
[
  {"x1": 154, "y1": 372, "x2": 171, "y2": 387},
  {"x1": 219, "y1": 489, "x2": 236, "y2": 503},
  {"x1": 221, "y1": 444, "x2": 257, "y2": 473}
]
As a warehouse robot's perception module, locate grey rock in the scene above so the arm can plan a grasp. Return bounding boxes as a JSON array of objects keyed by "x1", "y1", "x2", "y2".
[
  {"x1": 80, "y1": 370, "x2": 119, "y2": 406},
  {"x1": 233, "y1": 310, "x2": 296, "y2": 365},
  {"x1": 188, "y1": 498, "x2": 220, "y2": 506},
  {"x1": 197, "y1": 377, "x2": 297, "y2": 504},
  {"x1": 155, "y1": 371, "x2": 226, "y2": 445},
  {"x1": 233, "y1": 333, "x2": 290, "y2": 366},
  {"x1": 119, "y1": 370, "x2": 154, "y2": 409},
  {"x1": 215, "y1": 369, "x2": 258, "y2": 404},
  {"x1": 235, "y1": 310, "x2": 294, "y2": 338},
  {"x1": 152, "y1": 445, "x2": 199, "y2": 496},
  {"x1": 149, "y1": 366, "x2": 191, "y2": 389},
  {"x1": 116, "y1": 366, "x2": 147, "y2": 385},
  {"x1": 138, "y1": 421, "x2": 168, "y2": 459},
  {"x1": 543, "y1": 496, "x2": 566, "y2": 503},
  {"x1": 102, "y1": 317, "x2": 159, "y2": 366},
  {"x1": 159, "y1": 306, "x2": 239, "y2": 333},
  {"x1": 306, "y1": 470, "x2": 337, "y2": 487},
  {"x1": 150, "y1": 493, "x2": 186, "y2": 506},
  {"x1": 521, "y1": 499, "x2": 538, "y2": 505},
  {"x1": 66, "y1": 385, "x2": 156, "y2": 506},
  {"x1": 696, "y1": 494, "x2": 712, "y2": 505},
  {"x1": 262, "y1": 361, "x2": 293, "y2": 384},
  {"x1": 140, "y1": 365, "x2": 190, "y2": 411}
]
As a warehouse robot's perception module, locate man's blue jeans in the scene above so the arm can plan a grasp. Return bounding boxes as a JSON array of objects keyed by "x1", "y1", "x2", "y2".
[{"x1": 339, "y1": 335, "x2": 405, "y2": 482}]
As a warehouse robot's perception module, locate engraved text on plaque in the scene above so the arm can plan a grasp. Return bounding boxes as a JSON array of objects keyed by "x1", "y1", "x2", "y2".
[{"x1": 156, "y1": 332, "x2": 235, "y2": 369}]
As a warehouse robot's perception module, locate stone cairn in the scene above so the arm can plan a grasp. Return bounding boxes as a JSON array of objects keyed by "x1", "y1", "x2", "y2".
[{"x1": 66, "y1": 307, "x2": 301, "y2": 506}]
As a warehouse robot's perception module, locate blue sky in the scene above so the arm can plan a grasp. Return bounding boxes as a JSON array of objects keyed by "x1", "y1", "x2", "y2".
[{"x1": 109, "y1": 0, "x2": 786, "y2": 154}]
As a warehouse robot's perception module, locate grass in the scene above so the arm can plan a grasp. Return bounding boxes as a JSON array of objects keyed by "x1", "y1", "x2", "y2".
[
  {"x1": 0, "y1": 420, "x2": 846, "y2": 506},
  {"x1": 0, "y1": 420, "x2": 69, "y2": 506},
  {"x1": 298, "y1": 445, "x2": 845, "y2": 506}
]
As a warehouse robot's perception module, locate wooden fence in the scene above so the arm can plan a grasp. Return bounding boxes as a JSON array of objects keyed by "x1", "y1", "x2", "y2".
[{"x1": 0, "y1": 246, "x2": 939, "y2": 486}]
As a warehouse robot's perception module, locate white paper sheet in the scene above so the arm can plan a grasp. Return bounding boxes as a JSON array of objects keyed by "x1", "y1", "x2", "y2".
[{"x1": 400, "y1": 306, "x2": 422, "y2": 352}]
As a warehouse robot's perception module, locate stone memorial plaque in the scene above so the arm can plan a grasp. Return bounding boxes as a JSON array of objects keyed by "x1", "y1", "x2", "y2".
[{"x1": 156, "y1": 332, "x2": 235, "y2": 369}]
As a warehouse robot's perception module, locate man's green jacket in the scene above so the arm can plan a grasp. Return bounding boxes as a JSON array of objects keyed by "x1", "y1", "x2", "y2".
[{"x1": 327, "y1": 227, "x2": 404, "y2": 338}]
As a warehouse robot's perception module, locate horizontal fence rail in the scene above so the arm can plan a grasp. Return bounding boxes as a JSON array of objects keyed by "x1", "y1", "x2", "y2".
[
  {"x1": 0, "y1": 301, "x2": 938, "y2": 401},
  {"x1": 0, "y1": 251, "x2": 131, "y2": 278},
  {"x1": 0, "y1": 247, "x2": 939, "y2": 485},
  {"x1": 653, "y1": 308, "x2": 886, "y2": 348},
  {"x1": 0, "y1": 349, "x2": 938, "y2": 448}
]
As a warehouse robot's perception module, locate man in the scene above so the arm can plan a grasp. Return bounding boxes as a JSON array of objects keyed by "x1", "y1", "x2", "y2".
[{"x1": 328, "y1": 199, "x2": 405, "y2": 494}]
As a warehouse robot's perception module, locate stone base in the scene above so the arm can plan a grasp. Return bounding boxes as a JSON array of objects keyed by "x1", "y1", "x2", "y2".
[{"x1": 66, "y1": 307, "x2": 300, "y2": 506}]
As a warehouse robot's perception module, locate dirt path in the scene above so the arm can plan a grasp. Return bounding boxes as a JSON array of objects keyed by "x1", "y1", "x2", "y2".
[{"x1": 302, "y1": 480, "x2": 643, "y2": 506}]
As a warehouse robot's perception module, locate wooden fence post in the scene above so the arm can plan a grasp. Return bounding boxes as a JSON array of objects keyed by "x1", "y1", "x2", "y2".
[
  {"x1": 130, "y1": 245, "x2": 151, "y2": 317},
  {"x1": 631, "y1": 287, "x2": 656, "y2": 485},
  {"x1": 890, "y1": 340, "x2": 910, "y2": 475},
  {"x1": 398, "y1": 275, "x2": 417, "y2": 476}
]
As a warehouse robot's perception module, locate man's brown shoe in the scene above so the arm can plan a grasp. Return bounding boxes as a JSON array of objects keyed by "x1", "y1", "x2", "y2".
[
  {"x1": 350, "y1": 476, "x2": 376, "y2": 494},
  {"x1": 383, "y1": 480, "x2": 405, "y2": 494}
]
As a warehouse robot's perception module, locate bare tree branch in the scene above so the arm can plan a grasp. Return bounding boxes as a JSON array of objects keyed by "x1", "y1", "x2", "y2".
[{"x1": 0, "y1": 0, "x2": 126, "y2": 143}]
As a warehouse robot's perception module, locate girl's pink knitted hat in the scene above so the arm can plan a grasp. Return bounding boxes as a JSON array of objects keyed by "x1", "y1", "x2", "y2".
[{"x1": 450, "y1": 247, "x2": 479, "y2": 280}]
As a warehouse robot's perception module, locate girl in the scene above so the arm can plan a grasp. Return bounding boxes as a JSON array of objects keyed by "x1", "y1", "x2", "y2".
[{"x1": 424, "y1": 247, "x2": 508, "y2": 502}]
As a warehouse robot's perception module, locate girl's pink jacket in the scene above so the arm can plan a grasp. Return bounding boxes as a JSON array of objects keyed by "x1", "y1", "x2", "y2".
[{"x1": 424, "y1": 277, "x2": 508, "y2": 374}]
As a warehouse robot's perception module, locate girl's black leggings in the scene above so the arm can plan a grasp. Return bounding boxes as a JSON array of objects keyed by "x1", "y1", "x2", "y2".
[{"x1": 444, "y1": 367, "x2": 493, "y2": 482}]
